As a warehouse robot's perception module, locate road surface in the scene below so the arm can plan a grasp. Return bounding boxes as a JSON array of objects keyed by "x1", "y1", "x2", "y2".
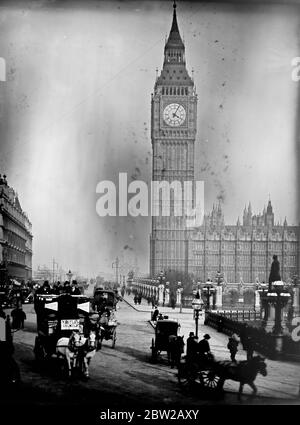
[{"x1": 1, "y1": 299, "x2": 299, "y2": 422}]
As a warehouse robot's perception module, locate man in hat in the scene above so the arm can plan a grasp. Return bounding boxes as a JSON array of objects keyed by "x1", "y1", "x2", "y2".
[
  {"x1": 63, "y1": 281, "x2": 72, "y2": 294},
  {"x1": 71, "y1": 280, "x2": 81, "y2": 295},
  {"x1": 198, "y1": 334, "x2": 212, "y2": 363},
  {"x1": 186, "y1": 332, "x2": 199, "y2": 364},
  {"x1": 36, "y1": 280, "x2": 52, "y2": 295},
  {"x1": 152, "y1": 306, "x2": 159, "y2": 322}
]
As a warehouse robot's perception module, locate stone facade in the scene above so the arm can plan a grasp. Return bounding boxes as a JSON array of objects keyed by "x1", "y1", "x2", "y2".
[
  {"x1": 0, "y1": 175, "x2": 32, "y2": 282},
  {"x1": 149, "y1": 5, "x2": 299, "y2": 284},
  {"x1": 189, "y1": 200, "x2": 299, "y2": 283}
]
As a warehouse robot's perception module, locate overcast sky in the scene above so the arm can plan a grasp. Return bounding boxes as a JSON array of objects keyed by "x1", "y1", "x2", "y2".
[{"x1": 0, "y1": 0, "x2": 299, "y2": 277}]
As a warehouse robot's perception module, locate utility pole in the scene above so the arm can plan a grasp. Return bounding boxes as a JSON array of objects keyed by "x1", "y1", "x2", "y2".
[
  {"x1": 52, "y1": 259, "x2": 58, "y2": 284},
  {"x1": 112, "y1": 257, "x2": 119, "y2": 286}
]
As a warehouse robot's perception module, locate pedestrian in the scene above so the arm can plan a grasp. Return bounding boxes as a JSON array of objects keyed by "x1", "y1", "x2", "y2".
[
  {"x1": 227, "y1": 332, "x2": 240, "y2": 362},
  {"x1": 240, "y1": 324, "x2": 254, "y2": 361},
  {"x1": 63, "y1": 281, "x2": 72, "y2": 294},
  {"x1": 11, "y1": 306, "x2": 26, "y2": 329},
  {"x1": 71, "y1": 280, "x2": 81, "y2": 295},
  {"x1": 245, "y1": 334, "x2": 254, "y2": 361},
  {"x1": 36, "y1": 280, "x2": 52, "y2": 295},
  {"x1": 198, "y1": 334, "x2": 213, "y2": 363},
  {"x1": 186, "y1": 332, "x2": 198, "y2": 363},
  {"x1": 152, "y1": 306, "x2": 159, "y2": 322}
]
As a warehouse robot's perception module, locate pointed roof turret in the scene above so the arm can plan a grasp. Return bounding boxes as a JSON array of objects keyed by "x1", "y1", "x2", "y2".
[
  {"x1": 284, "y1": 217, "x2": 287, "y2": 226},
  {"x1": 267, "y1": 198, "x2": 273, "y2": 214},
  {"x1": 165, "y1": 1, "x2": 184, "y2": 48},
  {"x1": 155, "y1": 1, "x2": 193, "y2": 89}
]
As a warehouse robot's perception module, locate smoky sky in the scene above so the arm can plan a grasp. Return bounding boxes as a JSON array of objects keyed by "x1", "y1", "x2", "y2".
[{"x1": 0, "y1": 0, "x2": 299, "y2": 277}]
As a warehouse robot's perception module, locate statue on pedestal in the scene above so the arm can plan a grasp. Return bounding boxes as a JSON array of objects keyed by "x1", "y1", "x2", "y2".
[{"x1": 268, "y1": 254, "x2": 281, "y2": 291}]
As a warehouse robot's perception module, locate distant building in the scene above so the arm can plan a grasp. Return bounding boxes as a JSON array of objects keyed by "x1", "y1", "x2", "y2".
[
  {"x1": 0, "y1": 175, "x2": 33, "y2": 282},
  {"x1": 189, "y1": 199, "x2": 300, "y2": 283}
]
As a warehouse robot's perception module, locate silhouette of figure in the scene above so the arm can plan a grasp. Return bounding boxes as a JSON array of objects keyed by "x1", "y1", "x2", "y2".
[{"x1": 268, "y1": 254, "x2": 281, "y2": 291}]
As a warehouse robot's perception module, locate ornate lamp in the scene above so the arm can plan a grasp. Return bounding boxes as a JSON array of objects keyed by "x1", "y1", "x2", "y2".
[{"x1": 192, "y1": 291, "x2": 203, "y2": 337}]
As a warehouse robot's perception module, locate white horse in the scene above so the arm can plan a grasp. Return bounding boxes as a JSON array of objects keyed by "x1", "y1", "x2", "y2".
[
  {"x1": 56, "y1": 330, "x2": 97, "y2": 378},
  {"x1": 82, "y1": 330, "x2": 97, "y2": 378},
  {"x1": 56, "y1": 331, "x2": 86, "y2": 377}
]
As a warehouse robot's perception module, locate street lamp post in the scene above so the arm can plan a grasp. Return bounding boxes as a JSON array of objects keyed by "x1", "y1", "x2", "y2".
[
  {"x1": 66, "y1": 270, "x2": 73, "y2": 282},
  {"x1": 192, "y1": 292, "x2": 203, "y2": 338},
  {"x1": 202, "y1": 281, "x2": 216, "y2": 310},
  {"x1": 177, "y1": 281, "x2": 182, "y2": 313}
]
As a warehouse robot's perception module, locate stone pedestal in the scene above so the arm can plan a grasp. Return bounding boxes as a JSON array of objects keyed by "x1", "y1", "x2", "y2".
[
  {"x1": 209, "y1": 294, "x2": 214, "y2": 309},
  {"x1": 293, "y1": 287, "x2": 299, "y2": 311},
  {"x1": 255, "y1": 290, "x2": 260, "y2": 310},
  {"x1": 176, "y1": 288, "x2": 182, "y2": 307},
  {"x1": 158, "y1": 284, "x2": 164, "y2": 306},
  {"x1": 216, "y1": 286, "x2": 222, "y2": 309},
  {"x1": 165, "y1": 288, "x2": 170, "y2": 306},
  {"x1": 262, "y1": 304, "x2": 276, "y2": 332}
]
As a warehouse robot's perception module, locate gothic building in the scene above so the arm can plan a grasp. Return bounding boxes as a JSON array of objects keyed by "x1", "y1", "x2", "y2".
[
  {"x1": 0, "y1": 175, "x2": 32, "y2": 282},
  {"x1": 150, "y1": 2, "x2": 197, "y2": 276},
  {"x1": 149, "y1": 4, "x2": 299, "y2": 283},
  {"x1": 189, "y1": 199, "x2": 300, "y2": 283}
]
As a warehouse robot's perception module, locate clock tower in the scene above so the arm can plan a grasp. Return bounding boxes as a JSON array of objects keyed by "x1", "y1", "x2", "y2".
[{"x1": 150, "y1": 2, "x2": 197, "y2": 276}]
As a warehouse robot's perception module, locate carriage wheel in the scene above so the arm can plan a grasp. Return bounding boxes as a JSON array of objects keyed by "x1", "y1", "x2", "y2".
[
  {"x1": 199, "y1": 369, "x2": 221, "y2": 389},
  {"x1": 111, "y1": 328, "x2": 116, "y2": 348}
]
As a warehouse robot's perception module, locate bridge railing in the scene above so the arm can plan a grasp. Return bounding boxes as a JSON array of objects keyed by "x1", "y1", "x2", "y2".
[
  {"x1": 205, "y1": 311, "x2": 300, "y2": 361},
  {"x1": 214, "y1": 309, "x2": 263, "y2": 321}
]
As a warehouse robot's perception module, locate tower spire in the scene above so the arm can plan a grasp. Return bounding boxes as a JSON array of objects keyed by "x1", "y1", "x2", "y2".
[
  {"x1": 165, "y1": 0, "x2": 184, "y2": 49},
  {"x1": 171, "y1": 0, "x2": 179, "y2": 34}
]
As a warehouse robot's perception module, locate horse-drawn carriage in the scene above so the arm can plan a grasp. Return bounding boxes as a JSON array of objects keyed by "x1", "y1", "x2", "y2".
[
  {"x1": 92, "y1": 289, "x2": 118, "y2": 348},
  {"x1": 177, "y1": 354, "x2": 267, "y2": 398},
  {"x1": 150, "y1": 319, "x2": 183, "y2": 365},
  {"x1": 33, "y1": 293, "x2": 98, "y2": 377}
]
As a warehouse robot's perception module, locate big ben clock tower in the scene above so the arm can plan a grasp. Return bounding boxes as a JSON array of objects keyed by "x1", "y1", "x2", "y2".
[{"x1": 150, "y1": 2, "x2": 197, "y2": 276}]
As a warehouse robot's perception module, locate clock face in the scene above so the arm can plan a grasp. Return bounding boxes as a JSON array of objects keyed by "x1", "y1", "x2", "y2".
[{"x1": 163, "y1": 103, "x2": 186, "y2": 127}]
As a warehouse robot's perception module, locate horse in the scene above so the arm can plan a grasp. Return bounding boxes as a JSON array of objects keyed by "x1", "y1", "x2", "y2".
[
  {"x1": 167, "y1": 335, "x2": 185, "y2": 369},
  {"x1": 56, "y1": 331, "x2": 86, "y2": 377},
  {"x1": 214, "y1": 355, "x2": 267, "y2": 399},
  {"x1": 81, "y1": 330, "x2": 97, "y2": 378}
]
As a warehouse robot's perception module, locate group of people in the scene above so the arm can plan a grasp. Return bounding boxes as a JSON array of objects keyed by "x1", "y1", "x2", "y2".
[
  {"x1": 35, "y1": 280, "x2": 81, "y2": 296},
  {"x1": 186, "y1": 328, "x2": 255, "y2": 366},
  {"x1": 133, "y1": 293, "x2": 142, "y2": 305},
  {"x1": 186, "y1": 333, "x2": 214, "y2": 365}
]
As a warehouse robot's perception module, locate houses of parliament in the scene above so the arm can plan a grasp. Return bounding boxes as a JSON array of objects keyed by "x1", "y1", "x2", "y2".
[
  {"x1": 188, "y1": 199, "x2": 299, "y2": 284},
  {"x1": 149, "y1": 3, "x2": 300, "y2": 283}
]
